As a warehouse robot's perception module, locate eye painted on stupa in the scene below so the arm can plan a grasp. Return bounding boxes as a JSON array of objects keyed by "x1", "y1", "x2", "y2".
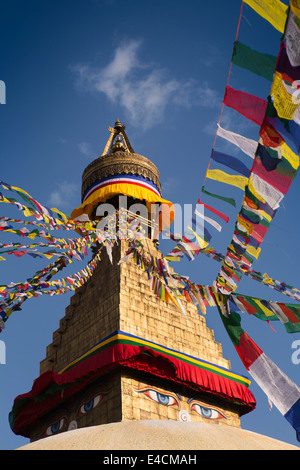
[
  {"x1": 78, "y1": 394, "x2": 104, "y2": 414},
  {"x1": 133, "y1": 386, "x2": 181, "y2": 407},
  {"x1": 43, "y1": 416, "x2": 68, "y2": 437},
  {"x1": 188, "y1": 399, "x2": 229, "y2": 420},
  {"x1": 75, "y1": 380, "x2": 110, "y2": 416},
  {"x1": 76, "y1": 388, "x2": 109, "y2": 416}
]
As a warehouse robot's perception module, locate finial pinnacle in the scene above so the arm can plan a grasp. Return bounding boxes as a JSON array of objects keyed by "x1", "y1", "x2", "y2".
[
  {"x1": 114, "y1": 118, "x2": 122, "y2": 131},
  {"x1": 101, "y1": 119, "x2": 134, "y2": 156}
]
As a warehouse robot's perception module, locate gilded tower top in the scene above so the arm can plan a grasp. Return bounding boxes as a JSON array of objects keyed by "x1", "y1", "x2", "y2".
[{"x1": 80, "y1": 119, "x2": 162, "y2": 205}]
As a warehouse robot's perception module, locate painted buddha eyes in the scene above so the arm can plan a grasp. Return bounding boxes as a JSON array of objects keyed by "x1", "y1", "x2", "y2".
[
  {"x1": 44, "y1": 416, "x2": 67, "y2": 436},
  {"x1": 78, "y1": 394, "x2": 103, "y2": 414},
  {"x1": 134, "y1": 386, "x2": 229, "y2": 421},
  {"x1": 189, "y1": 401, "x2": 228, "y2": 420},
  {"x1": 143, "y1": 388, "x2": 179, "y2": 407},
  {"x1": 42, "y1": 390, "x2": 108, "y2": 437}
]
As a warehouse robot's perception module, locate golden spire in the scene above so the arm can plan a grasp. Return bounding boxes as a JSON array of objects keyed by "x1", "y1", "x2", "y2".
[{"x1": 101, "y1": 119, "x2": 134, "y2": 156}]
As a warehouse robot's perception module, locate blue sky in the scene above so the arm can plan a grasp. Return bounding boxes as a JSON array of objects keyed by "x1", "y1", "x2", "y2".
[{"x1": 1, "y1": 0, "x2": 300, "y2": 450}]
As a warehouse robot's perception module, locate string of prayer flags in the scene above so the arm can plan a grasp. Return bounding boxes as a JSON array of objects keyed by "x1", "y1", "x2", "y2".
[
  {"x1": 0, "y1": 180, "x2": 95, "y2": 235},
  {"x1": 229, "y1": 293, "x2": 300, "y2": 334},
  {"x1": 123, "y1": 240, "x2": 215, "y2": 316},
  {"x1": 232, "y1": 40, "x2": 277, "y2": 82},
  {"x1": 164, "y1": 58, "x2": 268, "y2": 264},
  {"x1": 0, "y1": 251, "x2": 103, "y2": 325},
  {"x1": 216, "y1": 5, "x2": 300, "y2": 295},
  {"x1": 224, "y1": 86, "x2": 268, "y2": 126},
  {"x1": 215, "y1": 294, "x2": 300, "y2": 442},
  {"x1": 127, "y1": 236, "x2": 300, "y2": 334},
  {"x1": 243, "y1": 0, "x2": 288, "y2": 33},
  {"x1": 211, "y1": 150, "x2": 251, "y2": 178},
  {"x1": 216, "y1": 125, "x2": 258, "y2": 160},
  {"x1": 199, "y1": 242, "x2": 300, "y2": 302},
  {"x1": 164, "y1": 198, "x2": 227, "y2": 262}
]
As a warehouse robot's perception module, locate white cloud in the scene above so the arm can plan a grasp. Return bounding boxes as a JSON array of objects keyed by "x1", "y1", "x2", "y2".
[
  {"x1": 78, "y1": 141, "x2": 96, "y2": 158},
  {"x1": 71, "y1": 40, "x2": 220, "y2": 130},
  {"x1": 48, "y1": 182, "x2": 78, "y2": 210}
]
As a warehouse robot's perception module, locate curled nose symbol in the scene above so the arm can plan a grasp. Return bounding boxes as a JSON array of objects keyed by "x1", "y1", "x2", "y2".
[
  {"x1": 179, "y1": 410, "x2": 191, "y2": 422},
  {"x1": 68, "y1": 420, "x2": 78, "y2": 431}
]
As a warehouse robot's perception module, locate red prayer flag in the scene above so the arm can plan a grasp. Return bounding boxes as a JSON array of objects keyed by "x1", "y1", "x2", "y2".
[
  {"x1": 224, "y1": 86, "x2": 268, "y2": 126},
  {"x1": 197, "y1": 201, "x2": 229, "y2": 223}
]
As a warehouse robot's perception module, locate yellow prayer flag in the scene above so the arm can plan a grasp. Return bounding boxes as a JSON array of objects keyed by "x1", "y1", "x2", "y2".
[
  {"x1": 11, "y1": 186, "x2": 31, "y2": 197},
  {"x1": 291, "y1": 0, "x2": 300, "y2": 18},
  {"x1": 246, "y1": 245, "x2": 261, "y2": 259},
  {"x1": 22, "y1": 206, "x2": 33, "y2": 217},
  {"x1": 243, "y1": 0, "x2": 288, "y2": 33},
  {"x1": 160, "y1": 284, "x2": 166, "y2": 302},
  {"x1": 166, "y1": 290, "x2": 181, "y2": 311},
  {"x1": 164, "y1": 256, "x2": 181, "y2": 262},
  {"x1": 206, "y1": 169, "x2": 248, "y2": 190},
  {"x1": 280, "y1": 142, "x2": 300, "y2": 170},
  {"x1": 0, "y1": 196, "x2": 11, "y2": 204},
  {"x1": 262, "y1": 273, "x2": 275, "y2": 285},
  {"x1": 237, "y1": 214, "x2": 254, "y2": 235},
  {"x1": 247, "y1": 176, "x2": 266, "y2": 205},
  {"x1": 255, "y1": 300, "x2": 275, "y2": 317},
  {"x1": 187, "y1": 226, "x2": 209, "y2": 249},
  {"x1": 52, "y1": 208, "x2": 68, "y2": 222},
  {"x1": 6, "y1": 308, "x2": 13, "y2": 317},
  {"x1": 271, "y1": 72, "x2": 300, "y2": 120},
  {"x1": 37, "y1": 252, "x2": 54, "y2": 259},
  {"x1": 27, "y1": 232, "x2": 38, "y2": 240}
]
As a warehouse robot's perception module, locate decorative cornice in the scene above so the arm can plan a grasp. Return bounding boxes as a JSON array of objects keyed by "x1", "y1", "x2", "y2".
[{"x1": 81, "y1": 151, "x2": 161, "y2": 201}]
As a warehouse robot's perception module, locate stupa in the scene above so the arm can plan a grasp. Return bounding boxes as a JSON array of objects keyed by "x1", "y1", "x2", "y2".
[{"x1": 10, "y1": 120, "x2": 297, "y2": 450}]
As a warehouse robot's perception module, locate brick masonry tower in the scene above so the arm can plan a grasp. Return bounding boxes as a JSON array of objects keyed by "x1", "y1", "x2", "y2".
[{"x1": 9, "y1": 120, "x2": 256, "y2": 442}]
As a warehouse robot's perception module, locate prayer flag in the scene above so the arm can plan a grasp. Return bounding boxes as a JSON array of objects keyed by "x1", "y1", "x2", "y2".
[
  {"x1": 224, "y1": 87, "x2": 268, "y2": 126},
  {"x1": 197, "y1": 201, "x2": 229, "y2": 223},
  {"x1": 206, "y1": 169, "x2": 249, "y2": 190},
  {"x1": 194, "y1": 209, "x2": 222, "y2": 232},
  {"x1": 271, "y1": 72, "x2": 300, "y2": 120},
  {"x1": 252, "y1": 157, "x2": 294, "y2": 195},
  {"x1": 259, "y1": 117, "x2": 285, "y2": 149},
  {"x1": 243, "y1": 0, "x2": 288, "y2": 33},
  {"x1": 276, "y1": 42, "x2": 300, "y2": 86},
  {"x1": 232, "y1": 41, "x2": 277, "y2": 82},
  {"x1": 285, "y1": 11, "x2": 300, "y2": 68},
  {"x1": 217, "y1": 124, "x2": 258, "y2": 159},
  {"x1": 211, "y1": 150, "x2": 251, "y2": 177},
  {"x1": 291, "y1": 0, "x2": 300, "y2": 18},
  {"x1": 216, "y1": 298, "x2": 300, "y2": 442},
  {"x1": 202, "y1": 187, "x2": 236, "y2": 207}
]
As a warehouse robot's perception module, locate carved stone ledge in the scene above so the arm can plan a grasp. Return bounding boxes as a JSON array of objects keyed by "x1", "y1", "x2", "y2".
[{"x1": 81, "y1": 151, "x2": 161, "y2": 201}]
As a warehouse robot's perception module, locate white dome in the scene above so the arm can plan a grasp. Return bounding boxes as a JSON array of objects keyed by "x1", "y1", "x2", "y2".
[{"x1": 16, "y1": 420, "x2": 299, "y2": 451}]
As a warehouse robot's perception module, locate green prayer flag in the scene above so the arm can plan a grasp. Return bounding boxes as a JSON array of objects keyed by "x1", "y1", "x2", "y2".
[
  {"x1": 232, "y1": 41, "x2": 277, "y2": 82},
  {"x1": 202, "y1": 187, "x2": 236, "y2": 207}
]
